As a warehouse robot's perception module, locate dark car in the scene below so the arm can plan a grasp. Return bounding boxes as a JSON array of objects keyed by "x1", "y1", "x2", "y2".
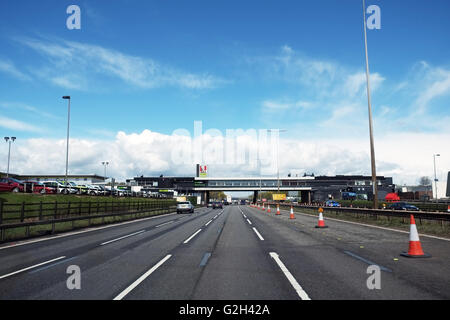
[
  {"x1": 0, "y1": 177, "x2": 24, "y2": 192},
  {"x1": 212, "y1": 202, "x2": 223, "y2": 209},
  {"x1": 388, "y1": 202, "x2": 419, "y2": 211}
]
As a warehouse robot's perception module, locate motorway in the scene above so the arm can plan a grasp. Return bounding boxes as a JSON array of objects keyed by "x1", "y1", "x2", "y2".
[{"x1": 0, "y1": 204, "x2": 450, "y2": 300}]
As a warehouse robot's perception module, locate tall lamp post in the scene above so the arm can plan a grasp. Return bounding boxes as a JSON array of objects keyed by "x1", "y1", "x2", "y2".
[
  {"x1": 102, "y1": 161, "x2": 109, "y2": 182},
  {"x1": 362, "y1": 0, "x2": 378, "y2": 209},
  {"x1": 267, "y1": 129, "x2": 287, "y2": 194},
  {"x1": 62, "y1": 96, "x2": 71, "y2": 185},
  {"x1": 4, "y1": 137, "x2": 16, "y2": 177},
  {"x1": 433, "y1": 154, "x2": 440, "y2": 202}
]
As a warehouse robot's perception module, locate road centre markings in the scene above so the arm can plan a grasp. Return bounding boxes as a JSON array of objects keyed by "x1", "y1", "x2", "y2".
[
  {"x1": 0, "y1": 256, "x2": 66, "y2": 280},
  {"x1": 113, "y1": 254, "x2": 172, "y2": 300}
]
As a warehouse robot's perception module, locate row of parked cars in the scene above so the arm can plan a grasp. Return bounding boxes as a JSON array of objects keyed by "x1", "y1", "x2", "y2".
[{"x1": 0, "y1": 177, "x2": 131, "y2": 196}]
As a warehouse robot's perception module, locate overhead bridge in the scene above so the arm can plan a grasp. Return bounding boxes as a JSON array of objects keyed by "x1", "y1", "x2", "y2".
[{"x1": 129, "y1": 175, "x2": 394, "y2": 203}]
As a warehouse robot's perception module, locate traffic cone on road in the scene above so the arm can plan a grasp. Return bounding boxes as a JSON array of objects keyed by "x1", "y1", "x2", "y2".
[
  {"x1": 315, "y1": 208, "x2": 328, "y2": 228},
  {"x1": 276, "y1": 204, "x2": 281, "y2": 215},
  {"x1": 447, "y1": 205, "x2": 450, "y2": 213},
  {"x1": 262, "y1": 202, "x2": 265, "y2": 211},
  {"x1": 267, "y1": 204, "x2": 271, "y2": 213},
  {"x1": 400, "y1": 215, "x2": 431, "y2": 258},
  {"x1": 289, "y1": 206, "x2": 295, "y2": 219}
]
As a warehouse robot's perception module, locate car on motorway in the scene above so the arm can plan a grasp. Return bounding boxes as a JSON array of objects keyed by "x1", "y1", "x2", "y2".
[
  {"x1": 0, "y1": 177, "x2": 24, "y2": 192},
  {"x1": 325, "y1": 200, "x2": 341, "y2": 207},
  {"x1": 212, "y1": 201, "x2": 223, "y2": 209},
  {"x1": 387, "y1": 202, "x2": 420, "y2": 211},
  {"x1": 177, "y1": 201, "x2": 195, "y2": 214},
  {"x1": 207, "y1": 202, "x2": 213, "y2": 208}
]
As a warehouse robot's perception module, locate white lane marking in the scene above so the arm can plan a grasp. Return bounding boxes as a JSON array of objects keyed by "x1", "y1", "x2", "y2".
[
  {"x1": 246, "y1": 218, "x2": 252, "y2": 225},
  {"x1": 279, "y1": 209, "x2": 450, "y2": 242},
  {"x1": 252, "y1": 227, "x2": 264, "y2": 241},
  {"x1": 100, "y1": 230, "x2": 146, "y2": 246},
  {"x1": 183, "y1": 229, "x2": 202, "y2": 244},
  {"x1": 0, "y1": 256, "x2": 66, "y2": 280},
  {"x1": 204, "y1": 220, "x2": 213, "y2": 227},
  {"x1": 113, "y1": 254, "x2": 172, "y2": 300},
  {"x1": 213, "y1": 215, "x2": 218, "y2": 219},
  {"x1": 155, "y1": 221, "x2": 174, "y2": 228},
  {"x1": 269, "y1": 252, "x2": 311, "y2": 300},
  {"x1": 0, "y1": 212, "x2": 178, "y2": 251}
]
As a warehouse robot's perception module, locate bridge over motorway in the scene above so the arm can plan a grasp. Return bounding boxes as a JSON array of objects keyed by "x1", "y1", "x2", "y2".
[{"x1": 130, "y1": 175, "x2": 395, "y2": 203}]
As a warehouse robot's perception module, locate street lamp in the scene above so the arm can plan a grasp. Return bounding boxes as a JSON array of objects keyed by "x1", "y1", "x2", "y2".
[
  {"x1": 433, "y1": 154, "x2": 440, "y2": 202},
  {"x1": 62, "y1": 96, "x2": 71, "y2": 185},
  {"x1": 4, "y1": 137, "x2": 16, "y2": 177},
  {"x1": 267, "y1": 129, "x2": 287, "y2": 194},
  {"x1": 362, "y1": 0, "x2": 379, "y2": 209},
  {"x1": 102, "y1": 161, "x2": 109, "y2": 181}
]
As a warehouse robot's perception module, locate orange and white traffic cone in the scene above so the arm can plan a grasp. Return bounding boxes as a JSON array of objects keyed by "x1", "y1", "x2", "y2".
[
  {"x1": 276, "y1": 204, "x2": 281, "y2": 215},
  {"x1": 289, "y1": 206, "x2": 295, "y2": 219},
  {"x1": 400, "y1": 215, "x2": 431, "y2": 258},
  {"x1": 315, "y1": 208, "x2": 328, "y2": 228},
  {"x1": 267, "y1": 204, "x2": 271, "y2": 213},
  {"x1": 262, "y1": 202, "x2": 265, "y2": 211},
  {"x1": 447, "y1": 205, "x2": 450, "y2": 213}
]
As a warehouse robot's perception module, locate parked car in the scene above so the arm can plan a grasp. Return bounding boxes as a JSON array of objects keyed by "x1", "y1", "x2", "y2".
[
  {"x1": 207, "y1": 202, "x2": 213, "y2": 208},
  {"x1": 325, "y1": 200, "x2": 341, "y2": 207},
  {"x1": 43, "y1": 181, "x2": 77, "y2": 194},
  {"x1": 0, "y1": 177, "x2": 24, "y2": 192},
  {"x1": 212, "y1": 201, "x2": 223, "y2": 209},
  {"x1": 23, "y1": 181, "x2": 56, "y2": 194},
  {"x1": 177, "y1": 201, "x2": 194, "y2": 214},
  {"x1": 67, "y1": 182, "x2": 89, "y2": 195},
  {"x1": 388, "y1": 202, "x2": 419, "y2": 211}
]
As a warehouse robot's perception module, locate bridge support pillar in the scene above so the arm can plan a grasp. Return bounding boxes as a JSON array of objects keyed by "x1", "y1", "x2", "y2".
[{"x1": 253, "y1": 191, "x2": 258, "y2": 204}]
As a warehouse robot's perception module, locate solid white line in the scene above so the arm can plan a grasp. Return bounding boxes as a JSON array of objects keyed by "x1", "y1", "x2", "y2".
[
  {"x1": 183, "y1": 229, "x2": 202, "y2": 244},
  {"x1": 0, "y1": 212, "x2": 178, "y2": 250},
  {"x1": 204, "y1": 220, "x2": 213, "y2": 226},
  {"x1": 287, "y1": 210, "x2": 450, "y2": 242},
  {"x1": 269, "y1": 252, "x2": 311, "y2": 300},
  {"x1": 252, "y1": 227, "x2": 264, "y2": 241},
  {"x1": 0, "y1": 256, "x2": 66, "y2": 280},
  {"x1": 155, "y1": 221, "x2": 174, "y2": 228},
  {"x1": 247, "y1": 218, "x2": 252, "y2": 225},
  {"x1": 113, "y1": 254, "x2": 172, "y2": 300},
  {"x1": 100, "y1": 230, "x2": 146, "y2": 246}
]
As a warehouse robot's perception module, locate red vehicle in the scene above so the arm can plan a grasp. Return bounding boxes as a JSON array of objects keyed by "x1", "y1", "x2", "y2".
[
  {"x1": 0, "y1": 177, "x2": 24, "y2": 192},
  {"x1": 23, "y1": 181, "x2": 56, "y2": 194}
]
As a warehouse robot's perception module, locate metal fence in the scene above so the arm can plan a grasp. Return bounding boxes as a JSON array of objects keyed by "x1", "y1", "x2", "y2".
[{"x1": 260, "y1": 202, "x2": 450, "y2": 224}]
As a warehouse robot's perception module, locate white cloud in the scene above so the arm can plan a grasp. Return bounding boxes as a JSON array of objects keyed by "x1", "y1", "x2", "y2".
[
  {"x1": 0, "y1": 116, "x2": 43, "y2": 133},
  {"x1": 0, "y1": 59, "x2": 31, "y2": 81},
  {"x1": 0, "y1": 129, "x2": 448, "y2": 198},
  {"x1": 15, "y1": 37, "x2": 225, "y2": 90}
]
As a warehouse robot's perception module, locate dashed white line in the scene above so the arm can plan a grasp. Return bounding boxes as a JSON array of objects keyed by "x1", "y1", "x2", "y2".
[
  {"x1": 113, "y1": 254, "x2": 172, "y2": 300},
  {"x1": 155, "y1": 221, "x2": 175, "y2": 228},
  {"x1": 183, "y1": 229, "x2": 202, "y2": 244},
  {"x1": 269, "y1": 252, "x2": 311, "y2": 300},
  {"x1": 205, "y1": 220, "x2": 213, "y2": 226},
  {"x1": 100, "y1": 230, "x2": 146, "y2": 246},
  {"x1": 252, "y1": 227, "x2": 264, "y2": 241},
  {"x1": 246, "y1": 218, "x2": 252, "y2": 225},
  {"x1": 0, "y1": 256, "x2": 66, "y2": 280}
]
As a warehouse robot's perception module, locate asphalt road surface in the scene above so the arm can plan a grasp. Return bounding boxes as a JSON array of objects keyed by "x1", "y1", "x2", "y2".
[{"x1": 1, "y1": 204, "x2": 449, "y2": 300}]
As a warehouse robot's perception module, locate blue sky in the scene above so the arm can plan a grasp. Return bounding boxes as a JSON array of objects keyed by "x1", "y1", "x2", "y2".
[{"x1": 0, "y1": 0, "x2": 449, "y2": 192}]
